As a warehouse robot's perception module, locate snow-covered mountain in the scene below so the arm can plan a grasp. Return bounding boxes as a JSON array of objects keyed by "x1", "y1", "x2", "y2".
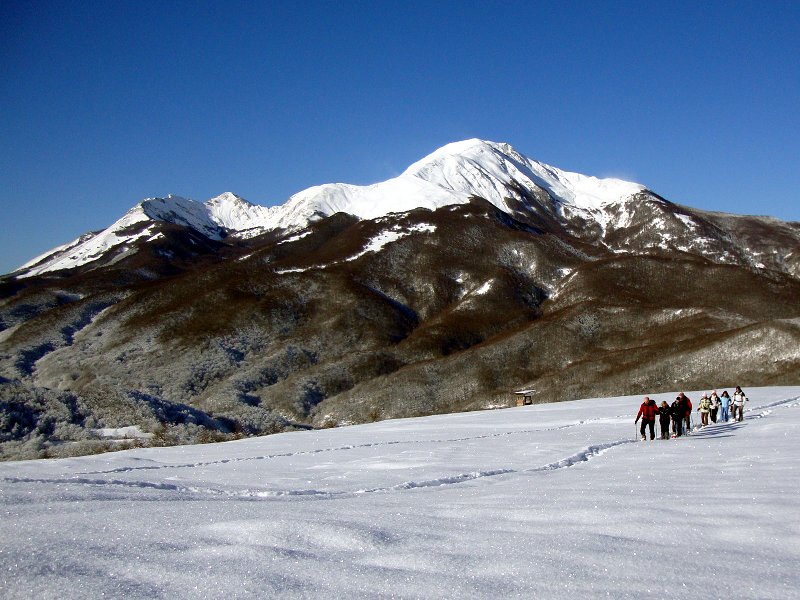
[
  {"x1": 16, "y1": 192, "x2": 280, "y2": 277},
  {"x1": 274, "y1": 139, "x2": 645, "y2": 227},
  {"x1": 14, "y1": 138, "x2": 799, "y2": 281},
  {"x1": 2, "y1": 138, "x2": 799, "y2": 463},
  {"x1": 14, "y1": 140, "x2": 651, "y2": 278}
]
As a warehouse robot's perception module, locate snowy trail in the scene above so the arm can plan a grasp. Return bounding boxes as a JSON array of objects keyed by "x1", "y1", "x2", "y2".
[
  {"x1": 1, "y1": 437, "x2": 633, "y2": 500},
  {"x1": 73, "y1": 412, "x2": 631, "y2": 477},
  {"x1": 1, "y1": 435, "x2": 633, "y2": 501},
  {"x1": 2, "y1": 387, "x2": 799, "y2": 600},
  {"x1": 3, "y1": 395, "x2": 797, "y2": 501},
  {"x1": 1, "y1": 409, "x2": 641, "y2": 500}
]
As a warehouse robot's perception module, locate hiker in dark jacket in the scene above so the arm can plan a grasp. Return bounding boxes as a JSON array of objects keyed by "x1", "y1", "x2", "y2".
[
  {"x1": 659, "y1": 401, "x2": 671, "y2": 439},
  {"x1": 635, "y1": 396, "x2": 659, "y2": 441},
  {"x1": 671, "y1": 395, "x2": 686, "y2": 437}
]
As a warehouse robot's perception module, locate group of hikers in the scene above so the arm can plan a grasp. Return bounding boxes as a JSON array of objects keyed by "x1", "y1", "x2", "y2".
[{"x1": 634, "y1": 386, "x2": 749, "y2": 440}]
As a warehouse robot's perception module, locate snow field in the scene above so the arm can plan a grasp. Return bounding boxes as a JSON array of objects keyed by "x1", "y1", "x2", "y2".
[{"x1": 1, "y1": 387, "x2": 799, "y2": 599}]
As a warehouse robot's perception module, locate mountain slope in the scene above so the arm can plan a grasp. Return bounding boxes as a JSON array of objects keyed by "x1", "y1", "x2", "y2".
[{"x1": 1, "y1": 139, "x2": 799, "y2": 459}]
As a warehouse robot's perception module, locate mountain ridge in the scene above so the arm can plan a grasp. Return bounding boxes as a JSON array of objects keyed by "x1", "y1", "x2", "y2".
[{"x1": 12, "y1": 140, "x2": 651, "y2": 278}]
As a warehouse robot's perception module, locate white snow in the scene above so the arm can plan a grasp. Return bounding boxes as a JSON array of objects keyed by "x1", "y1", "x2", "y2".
[
  {"x1": 15, "y1": 194, "x2": 277, "y2": 277},
  {"x1": 473, "y1": 280, "x2": 493, "y2": 295},
  {"x1": 274, "y1": 266, "x2": 315, "y2": 275},
  {"x1": 94, "y1": 426, "x2": 153, "y2": 440},
  {"x1": 17, "y1": 209, "x2": 157, "y2": 278},
  {"x1": 274, "y1": 223, "x2": 437, "y2": 272},
  {"x1": 2, "y1": 386, "x2": 798, "y2": 599},
  {"x1": 276, "y1": 230, "x2": 312, "y2": 245},
  {"x1": 345, "y1": 223, "x2": 436, "y2": 263},
  {"x1": 203, "y1": 192, "x2": 281, "y2": 234},
  {"x1": 345, "y1": 230, "x2": 407, "y2": 262},
  {"x1": 278, "y1": 140, "x2": 644, "y2": 235},
  {"x1": 16, "y1": 238, "x2": 82, "y2": 272},
  {"x1": 409, "y1": 223, "x2": 437, "y2": 234}
]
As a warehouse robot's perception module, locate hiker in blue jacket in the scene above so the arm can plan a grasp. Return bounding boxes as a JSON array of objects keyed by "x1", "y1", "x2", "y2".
[{"x1": 719, "y1": 390, "x2": 732, "y2": 422}]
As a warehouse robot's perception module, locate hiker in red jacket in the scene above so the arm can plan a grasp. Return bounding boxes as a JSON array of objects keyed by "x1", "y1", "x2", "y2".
[
  {"x1": 635, "y1": 396, "x2": 659, "y2": 441},
  {"x1": 677, "y1": 392, "x2": 693, "y2": 432}
]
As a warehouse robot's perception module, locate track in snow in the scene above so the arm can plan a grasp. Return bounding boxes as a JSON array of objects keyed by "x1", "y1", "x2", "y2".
[
  {"x1": 74, "y1": 413, "x2": 630, "y2": 476},
  {"x1": 5, "y1": 399, "x2": 796, "y2": 501}
]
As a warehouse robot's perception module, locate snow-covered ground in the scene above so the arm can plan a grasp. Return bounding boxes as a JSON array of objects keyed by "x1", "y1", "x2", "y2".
[{"x1": 1, "y1": 387, "x2": 799, "y2": 599}]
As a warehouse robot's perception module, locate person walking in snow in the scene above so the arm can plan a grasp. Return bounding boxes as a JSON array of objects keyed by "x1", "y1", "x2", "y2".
[
  {"x1": 697, "y1": 393, "x2": 711, "y2": 427},
  {"x1": 732, "y1": 386, "x2": 748, "y2": 422},
  {"x1": 719, "y1": 390, "x2": 732, "y2": 422},
  {"x1": 684, "y1": 393, "x2": 693, "y2": 432},
  {"x1": 675, "y1": 392, "x2": 692, "y2": 433},
  {"x1": 635, "y1": 396, "x2": 658, "y2": 441},
  {"x1": 671, "y1": 394, "x2": 686, "y2": 437},
  {"x1": 710, "y1": 391, "x2": 720, "y2": 423},
  {"x1": 659, "y1": 400, "x2": 672, "y2": 439}
]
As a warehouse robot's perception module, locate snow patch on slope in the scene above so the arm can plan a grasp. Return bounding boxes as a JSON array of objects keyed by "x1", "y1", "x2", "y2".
[
  {"x1": 345, "y1": 223, "x2": 436, "y2": 262},
  {"x1": 274, "y1": 223, "x2": 437, "y2": 274}
]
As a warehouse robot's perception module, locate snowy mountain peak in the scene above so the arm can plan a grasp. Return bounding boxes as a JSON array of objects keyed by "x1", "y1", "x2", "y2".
[
  {"x1": 404, "y1": 139, "x2": 645, "y2": 212},
  {"x1": 139, "y1": 195, "x2": 223, "y2": 239},
  {"x1": 402, "y1": 138, "x2": 509, "y2": 177},
  {"x1": 13, "y1": 140, "x2": 652, "y2": 277},
  {"x1": 270, "y1": 139, "x2": 647, "y2": 236},
  {"x1": 206, "y1": 192, "x2": 246, "y2": 206}
]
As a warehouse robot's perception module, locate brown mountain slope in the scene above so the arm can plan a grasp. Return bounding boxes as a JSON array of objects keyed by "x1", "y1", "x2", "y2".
[{"x1": 1, "y1": 200, "x2": 798, "y2": 459}]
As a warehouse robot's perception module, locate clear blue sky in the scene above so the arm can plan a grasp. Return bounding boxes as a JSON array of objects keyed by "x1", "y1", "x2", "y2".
[{"x1": 2, "y1": 1, "x2": 798, "y2": 275}]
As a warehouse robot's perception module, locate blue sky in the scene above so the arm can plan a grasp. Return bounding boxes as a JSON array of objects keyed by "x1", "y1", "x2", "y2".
[{"x1": 2, "y1": 1, "x2": 798, "y2": 275}]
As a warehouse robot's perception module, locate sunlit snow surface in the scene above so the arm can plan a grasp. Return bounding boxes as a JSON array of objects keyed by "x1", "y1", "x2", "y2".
[{"x1": 2, "y1": 387, "x2": 799, "y2": 599}]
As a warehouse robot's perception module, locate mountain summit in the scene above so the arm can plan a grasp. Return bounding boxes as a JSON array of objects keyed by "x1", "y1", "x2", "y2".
[{"x1": 276, "y1": 139, "x2": 645, "y2": 228}]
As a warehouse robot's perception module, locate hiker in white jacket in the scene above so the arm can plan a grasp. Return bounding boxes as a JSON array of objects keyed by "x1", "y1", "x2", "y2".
[{"x1": 732, "y1": 386, "x2": 748, "y2": 422}]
